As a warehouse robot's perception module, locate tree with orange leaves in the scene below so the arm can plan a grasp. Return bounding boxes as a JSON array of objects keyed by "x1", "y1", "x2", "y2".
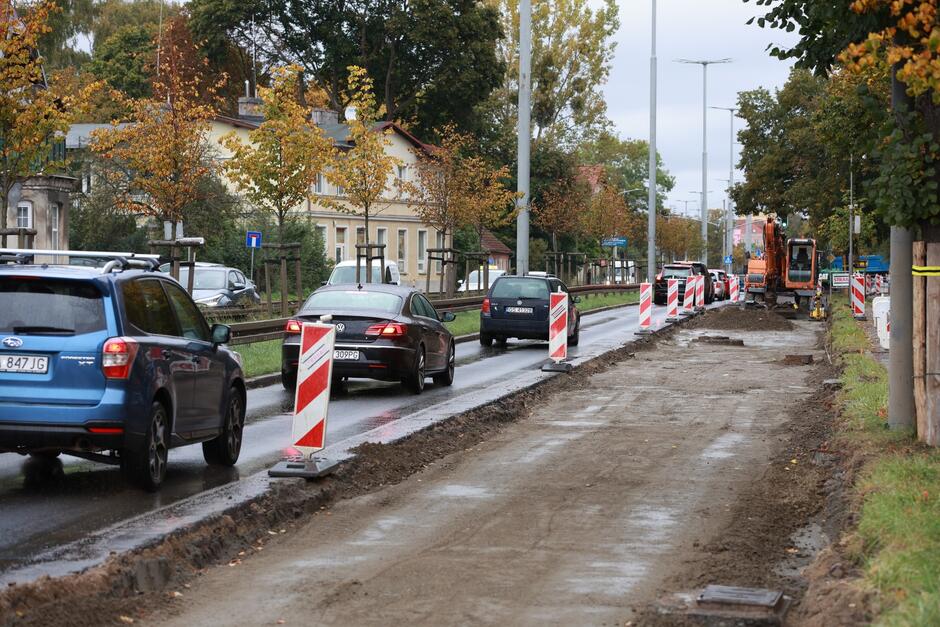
[
  {"x1": 0, "y1": 1, "x2": 95, "y2": 231},
  {"x1": 90, "y1": 16, "x2": 225, "y2": 225},
  {"x1": 532, "y1": 178, "x2": 591, "y2": 252}
]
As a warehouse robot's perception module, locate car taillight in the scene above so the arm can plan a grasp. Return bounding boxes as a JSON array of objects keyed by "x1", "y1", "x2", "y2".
[
  {"x1": 656, "y1": 273, "x2": 662, "y2": 281},
  {"x1": 102, "y1": 337, "x2": 138, "y2": 380},
  {"x1": 285, "y1": 319, "x2": 303, "y2": 334},
  {"x1": 482, "y1": 297, "x2": 491, "y2": 314},
  {"x1": 365, "y1": 322, "x2": 407, "y2": 337}
]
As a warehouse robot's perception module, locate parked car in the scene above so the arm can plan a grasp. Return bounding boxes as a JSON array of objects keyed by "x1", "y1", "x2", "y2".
[
  {"x1": 282, "y1": 284, "x2": 455, "y2": 394},
  {"x1": 457, "y1": 268, "x2": 506, "y2": 293},
  {"x1": 654, "y1": 262, "x2": 715, "y2": 305},
  {"x1": 0, "y1": 255, "x2": 246, "y2": 491},
  {"x1": 709, "y1": 270, "x2": 727, "y2": 301},
  {"x1": 159, "y1": 262, "x2": 261, "y2": 308},
  {"x1": 479, "y1": 275, "x2": 580, "y2": 347},
  {"x1": 327, "y1": 259, "x2": 401, "y2": 286}
]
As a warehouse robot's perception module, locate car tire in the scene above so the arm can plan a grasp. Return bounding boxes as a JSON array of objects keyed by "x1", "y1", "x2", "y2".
[
  {"x1": 654, "y1": 296, "x2": 665, "y2": 306},
  {"x1": 121, "y1": 401, "x2": 169, "y2": 492},
  {"x1": 404, "y1": 346, "x2": 426, "y2": 394},
  {"x1": 203, "y1": 388, "x2": 245, "y2": 466},
  {"x1": 479, "y1": 332, "x2": 493, "y2": 347},
  {"x1": 570, "y1": 320, "x2": 580, "y2": 346},
  {"x1": 495, "y1": 336, "x2": 508, "y2": 347},
  {"x1": 282, "y1": 369, "x2": 297, "y2": 391},
  {"x1": 433, "y1": 342, "x2": 455, "y2": 386}
]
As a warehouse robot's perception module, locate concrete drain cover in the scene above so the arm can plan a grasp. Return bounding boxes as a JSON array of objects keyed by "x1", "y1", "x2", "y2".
[
  {"x1": 692, "y1": 585, "x2": 791, "y2": 624},
  {"x1": 782, "y1": 354, "x2": 814, "y2": 366},
  {"x1": 693, "y1": 336, "x2": 745, "y2": 347}
]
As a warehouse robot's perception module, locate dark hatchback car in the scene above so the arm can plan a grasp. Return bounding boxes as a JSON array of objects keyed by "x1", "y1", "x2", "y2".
[
  {"x1": 654, "y1": 261, "x2": 715, "y2": 305},
  {"x1": 159, "y1": 262, "x2": 261, "y2": 308},
  {"x1": 282, "y1": 284, "x2": 456, "y2": 394},
  {"x1": 479, "y1": 275, "x2": 580, "y2": 347},
  {"x1": 0, "y1": 256, "x2": 246, "y2": 491}
]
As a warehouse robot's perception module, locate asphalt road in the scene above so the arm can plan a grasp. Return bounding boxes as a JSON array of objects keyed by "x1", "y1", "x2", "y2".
[{"x1": 0, "y1": 301, "x2": 703, "y2": 581}]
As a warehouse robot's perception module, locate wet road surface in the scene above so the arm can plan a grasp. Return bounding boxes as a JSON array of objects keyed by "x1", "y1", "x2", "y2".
[{"x1": 0, "y1": 302, "x2": 700, "y2": 581}]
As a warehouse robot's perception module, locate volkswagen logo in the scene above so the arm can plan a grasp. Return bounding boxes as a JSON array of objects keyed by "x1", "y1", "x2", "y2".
[
  {"x1": 2, "y1": 337, "x2": 23, "y2": 349},
  {"x1": 335, "y1": 323, "x2": 346, "y2": 334}
]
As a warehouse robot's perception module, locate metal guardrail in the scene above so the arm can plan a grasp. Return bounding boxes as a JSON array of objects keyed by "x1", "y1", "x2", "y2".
[{"x1": 226, "y1": 283, "x2": 639, "y2": 346}]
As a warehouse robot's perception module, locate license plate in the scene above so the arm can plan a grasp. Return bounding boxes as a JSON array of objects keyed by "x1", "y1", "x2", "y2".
[
  {"x1": 506, "y1": 306, "x2": 534, "y2": 314},
  {"x1": 333, "y1": 350, "x2": 360, "y2": 361},
  {"x1": 0, "y1": 354, "x2": 49, "y2": 374}
]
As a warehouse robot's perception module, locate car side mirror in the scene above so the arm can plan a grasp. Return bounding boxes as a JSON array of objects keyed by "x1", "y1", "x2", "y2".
[
  {"x1": 573, "y1": 296, "x2": 582, "y2": 304},
  {"x1": 211, "y1": 324, "x2": 231, "y2": 345},
  {"x1": 232, "y1": 282, "x2": 246, "y2": 291},
  {"x1": 442, "y1": 311, "x2": 456, "y2": 323},
  {"x1": 320, "y1": 280, "x2": 328, "y2": 287}
]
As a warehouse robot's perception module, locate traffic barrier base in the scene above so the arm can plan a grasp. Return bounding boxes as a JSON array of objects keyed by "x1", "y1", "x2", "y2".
[
  {"x1": 268, "y1": 455, "x2": 340, "y2": 479},
  {"x1": 541, "y1": 361, "x2": 574, "y2": 372}
]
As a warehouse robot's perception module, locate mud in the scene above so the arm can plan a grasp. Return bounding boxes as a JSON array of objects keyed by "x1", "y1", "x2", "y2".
[
  {"x1": 692, "y1": 306, "x2": 795, "y2": 332},
  {"x1": 0, "y1": 321, "x2": 674, "y2": 627}
]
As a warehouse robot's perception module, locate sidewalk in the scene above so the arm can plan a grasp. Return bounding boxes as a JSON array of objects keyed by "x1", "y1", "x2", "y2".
[{"x1": 150, "y1": 317, "x2": 823, "y2": 626}]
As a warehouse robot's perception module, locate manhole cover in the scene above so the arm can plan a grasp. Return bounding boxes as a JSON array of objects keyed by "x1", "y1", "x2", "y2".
[{"x1": 698, "y1": 585, "x2": 783, "y2": 609}]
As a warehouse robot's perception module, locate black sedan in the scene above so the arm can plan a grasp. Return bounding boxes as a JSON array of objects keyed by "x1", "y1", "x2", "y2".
[{"x1": 281, "y1": 284, "x2": 456, "y2": 394}]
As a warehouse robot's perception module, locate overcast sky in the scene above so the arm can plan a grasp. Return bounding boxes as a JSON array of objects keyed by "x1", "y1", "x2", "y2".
[{"x1": 603, "y1": 0, "x2": 800, "y2": 218}]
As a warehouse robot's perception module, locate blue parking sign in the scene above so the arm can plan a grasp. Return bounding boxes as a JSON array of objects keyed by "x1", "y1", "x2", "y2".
[
  {"x1": 723, "y1": 255, "x2": 733, "y2": 264},
  {"x1": 246, "y1": 231, "x2": 262, "y2": 249}
]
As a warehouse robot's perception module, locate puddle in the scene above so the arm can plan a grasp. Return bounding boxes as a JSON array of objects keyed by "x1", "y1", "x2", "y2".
[
  {"x1": 700, "y1": 433, "x2": 746, "y2": 460},
  {"x1": 432, "y1": 484, "x2": 492, "y2": 499},
  {"x1": 774, "y1": 520, "x2": 829, "y2": 578}
]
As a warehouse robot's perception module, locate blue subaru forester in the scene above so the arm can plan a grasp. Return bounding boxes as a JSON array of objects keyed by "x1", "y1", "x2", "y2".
[{"x1": 0, "y1": 252, "x2": 246, "y2": 491}]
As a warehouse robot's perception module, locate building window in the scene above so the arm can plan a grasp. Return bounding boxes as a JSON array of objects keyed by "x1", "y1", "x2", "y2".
[
  {"x1": 356, "y1": 226, "x2": 366, "y2": 246},
  {"x1": 376, "y1": 227, "x2": 387, "y2": 247},
  {"x1": 16, "y1": 202, "x2": 32, "y2": 229},
  {"x1": 335, "y1": 227, "x2": 347, "y2": 264},
  {"x1": 397, "y1": 165, "x2": 407, "y2": 181},
  {"x1": 316, "y1": 173, "x2": 325, "y2": 195},
  {"x1": 335, "y1": 183, "x2": 345, "y2": 197},
  {"x1": 315, "y1": 224, "x2": 328, "y2": 255},
  {"x1": 417, "y1": 229, "x2": 428, "y2": 274},
  {"x1": 435, "y1": 231, "x2": 444, "y2": 273},
  {"x1": 397, "y1": 229, "x2": 407, "y2": 273},
  {"x1": 51, "y1": 203, "x2": 61, "y2": 250}
]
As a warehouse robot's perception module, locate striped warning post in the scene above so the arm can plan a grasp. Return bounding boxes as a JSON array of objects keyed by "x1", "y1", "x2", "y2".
[
  {"x1": 695, "y1": 274, "x2": 706, "y2": 311},
  {"x1": 638, "y1": 282, "x2": 653, "y2": 330},
  {"x1": 729, "y1": 275, "x2": 739, "y2": 302},
  {"x1": 666, "y1": 278, "x2": 679, "y2": 321},
  {"x1": 876, "y1": 274, "x2": 884, "y2": 294},
  {"x1": 851, "y1": 274, "x2": 866, "y2": 319},
  {"x1": 682, "y1": 276, "x2": 695, "y2": 315},
  {"x1": 548, "y1": 292, "x2": 568, "y2": 362},
  {"x1": 291, "y1": 322, "x2": 336, "y2": 456}
]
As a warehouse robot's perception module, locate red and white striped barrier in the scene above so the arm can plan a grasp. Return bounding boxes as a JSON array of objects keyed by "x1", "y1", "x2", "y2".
[
  {"x1": 695, "y1": 274, "x2": 705, "y2": 311},
  {"x1": 666, "y1": 278, "x2": 679, "y2": 321},
  {"x1": 682, "y1": 276, "x2": 695, "y2": 315},
  {"x1": 291, "y1": 322, "x2": 336, "y2": 456},
  {"x1": 729, "y1": 275, "x2": 739, "y2": 302},
  {"x1": 851, "y1": 274, "x2": 866, "y2": 319},
  {"x1": 876, "y1": 274, "x2": 884, "y2": 294},
  {"x1": 638, "y1": 282, "x2": 653, "y2": 331},
  {"x1": 548, "y1": 292, "x2": 568, "y2": 362}
]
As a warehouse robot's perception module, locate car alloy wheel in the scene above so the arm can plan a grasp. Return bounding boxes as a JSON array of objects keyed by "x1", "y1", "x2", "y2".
[
  {"x1": 148, "y1": 408, "x2": 168, "y2": 485},
  {"x1": 203, "y1": 387, "x2": 245, "y2": 466},
  {"x1": 406, "y1": 347, "x2": 426, "y2": 394},
  {"x1": 224, "y1": 394, "x2": 243, "y2": 459},
  {"x1": 434, "y1": 342, "x2": 455, "y2": 386}
]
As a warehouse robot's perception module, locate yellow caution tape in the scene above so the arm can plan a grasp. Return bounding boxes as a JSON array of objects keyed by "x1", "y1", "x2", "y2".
[{"x1": 913, "y1": 265, "x2": 940, "y2": 277}]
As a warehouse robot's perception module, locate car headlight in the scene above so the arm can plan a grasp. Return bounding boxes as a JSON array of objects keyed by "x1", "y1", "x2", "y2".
[{"x1": 197, "y1": 294, "x2": 226, "y2": 305}]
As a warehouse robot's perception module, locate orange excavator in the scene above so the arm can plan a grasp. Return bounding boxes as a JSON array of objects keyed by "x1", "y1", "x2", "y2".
[{"x1": 745, "y1": 217, "x2": 820, "y2": 310}]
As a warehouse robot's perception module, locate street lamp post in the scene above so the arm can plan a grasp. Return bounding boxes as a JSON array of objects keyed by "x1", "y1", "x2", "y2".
[
  {"x1": 647, "y1": 0, "x2": 658, "y2": 283},
  {"x1": 678, "y1": 58, "x2": 731, "y2": 266},
  {"x1": 516, "y1": 0, "x2": 532, "y2": 276},
  {"x1": 712, "y1": 106, "x2": 737, "y2": 274}
]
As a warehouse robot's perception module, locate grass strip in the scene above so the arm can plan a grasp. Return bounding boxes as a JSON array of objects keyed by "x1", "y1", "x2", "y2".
[{"x1": 829, "y1": 297, "x2": 940, "y2": 625}]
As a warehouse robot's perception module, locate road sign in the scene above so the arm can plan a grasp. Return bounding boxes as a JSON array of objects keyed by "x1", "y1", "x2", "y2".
[
  {"x1": 601, "y1": 237, "x2": 627, "y2": 248},
  {"x1": 723, "y1": 255, "x2": 733, "y2": 265},
  {"x1": 246, "y1": 231, "x2": 262, "y2": 249},
  {"x1": 831, "y1": 273, "x2": 850, "y2": 288}
]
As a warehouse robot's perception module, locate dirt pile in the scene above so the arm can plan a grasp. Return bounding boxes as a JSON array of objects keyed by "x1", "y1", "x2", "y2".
[{"x1": 694, "y1": 306, "x2": 795, "y2": 331}]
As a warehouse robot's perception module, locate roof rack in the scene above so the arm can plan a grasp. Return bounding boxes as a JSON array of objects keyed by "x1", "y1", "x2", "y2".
[{"x1": 0, "y1": 248, "x2": 161, "y2": 273}]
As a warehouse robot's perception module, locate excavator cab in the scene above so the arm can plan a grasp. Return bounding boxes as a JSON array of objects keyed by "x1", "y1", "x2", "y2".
[{"x1": 784, "y1": 238, "x2": 818, "y2": 291}]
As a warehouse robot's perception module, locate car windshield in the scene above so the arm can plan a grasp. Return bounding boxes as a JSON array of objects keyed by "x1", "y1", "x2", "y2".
[
  {"x1": 662, "y1": 267, "x2": 691, "y2": 278},
  {"x1": 177, "y1": 268, "x2": 227, "y2": 290},
  {"x1": 0, "y1": 278, "x2": 106, "y2": 334},
  {"x1": 330, "y1": 265, "x2": 383, "y2": 284},
  {"x1": 303, "y1": 290, "x2": 402, "y2": 314},
  {"x1": 492, "y1": 278, "x2": 550, "y2": 300}
]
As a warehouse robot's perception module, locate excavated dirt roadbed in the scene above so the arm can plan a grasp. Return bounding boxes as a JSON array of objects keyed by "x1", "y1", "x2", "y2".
[{"x1": 2, "y1": 309, "x2": 839, "y2": 626}]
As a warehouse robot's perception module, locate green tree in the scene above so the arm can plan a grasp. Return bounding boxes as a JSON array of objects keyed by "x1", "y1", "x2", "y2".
[
  {"x1": 485, "y1": 0, "x2": 619, "y2": 146},
  {"x1": 579, "y1": 130, "x2": 675, "y2": 213},
  {"x1": 189, "y1": 0, "x2": 504, "y2": 139},
  {"x1": 89, "y1": 24, "x2": 156, "y2": 99}
]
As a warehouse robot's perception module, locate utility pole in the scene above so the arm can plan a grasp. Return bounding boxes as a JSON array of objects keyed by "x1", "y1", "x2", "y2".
[
  {"x1": 849, "y1": 153, "x2": 854, "y2": 274},
  {"x1": 888, "y1": 70, "x2": 914, "y2": 430},
  {"x1": 515, "y1": 0, "x2": 532, "y2": 276},
  {"x1": 678, "y1": 58, "x2": 731, "y2": 266},
  {"x1": 712, "y1": 106, "x2": 737, "y2": 274},
  {"x1": 647, "y1": 0, "x2": 658, "y2": 282}
]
